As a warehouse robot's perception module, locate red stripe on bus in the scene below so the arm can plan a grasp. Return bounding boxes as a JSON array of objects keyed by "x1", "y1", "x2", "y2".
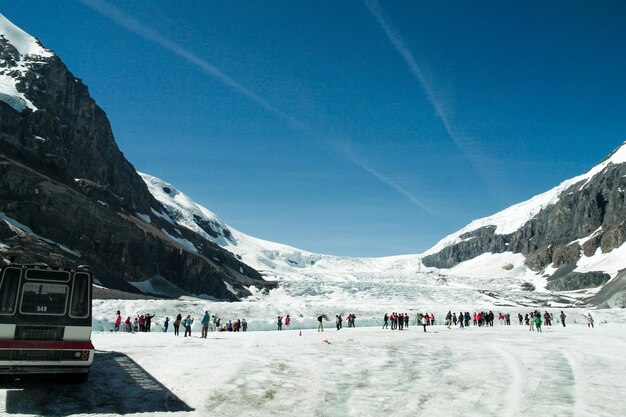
[{"x1": 0, "y1": 340, "x2": 94, "y2": 350}]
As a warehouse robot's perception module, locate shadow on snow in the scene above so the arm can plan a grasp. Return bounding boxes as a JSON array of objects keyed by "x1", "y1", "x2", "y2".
[{"x1": 0, "y1": 351, "x2": 194, "y2": 415}]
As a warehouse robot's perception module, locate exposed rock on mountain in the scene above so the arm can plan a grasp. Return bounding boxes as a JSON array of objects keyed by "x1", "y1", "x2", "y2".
[
  {"x1": 0, "y1": 14, "x2": 273, "y2": 299},
  {"x1": 422, "y1": 143, "x2": 626, "y2": 296}
]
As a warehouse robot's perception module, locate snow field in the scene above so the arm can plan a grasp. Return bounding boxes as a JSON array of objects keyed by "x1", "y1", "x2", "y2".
[
  {"x1": 4, "y1": 324, "x2": 624, "y2": 417},
  {"x1": 133, "y1": 324, "x2": 626, "y2": 417}
]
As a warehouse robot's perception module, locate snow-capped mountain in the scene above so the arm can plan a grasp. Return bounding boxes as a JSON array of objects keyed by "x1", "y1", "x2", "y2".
[
  {"x1": 141, "y1": 142, "x2": 626, "y2": 308},
  {"x1": 422, "y1": 142, "x2": 626, "y2": 307},
  {"x1": 2, "y1": 13, "x2": 625, "y2": 307},
  {"x1": 0, "y1": 13, "x2": 274, "y2": 299},
  {"x1": 140, "y1": 173, "x2": 423, "y2": 278},
  {"x1": 0, "y1": 14, "x2": 53, "y2": 112}
]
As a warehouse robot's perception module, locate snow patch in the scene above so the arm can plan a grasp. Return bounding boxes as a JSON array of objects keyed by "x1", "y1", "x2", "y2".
[
  {"x1": 575, "y1": 242, "x2": 626, "y2": 278},
  {"x1": 128, "y1": 275, "x2": 186, "y2": 298},
  {"x1": 0, "y1": 14, "x2": 53, "y2": 57},
  {"x1": 0, "y1": 14, "x2": 53, "y2": 112},
  {"x1": 224, "y1": 281, "x2": 238, "y2": 296},
  {"x1": 150, "y1": 207, "x2": 176, "y2": 225},
  {"x1": 0, "y1": 211, "x2": 81, "y2": 257},
  {"x1": 160, "y1": 228, "x2": 197, "y2": 253},
  {"x1": 136, "y1": 212, "x2": 151, "y2": 223}
]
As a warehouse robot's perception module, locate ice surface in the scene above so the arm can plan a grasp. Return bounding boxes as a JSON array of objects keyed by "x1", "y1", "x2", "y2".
[{"x1": 3, "y1": 321, "x2": 626, "y2": 417}]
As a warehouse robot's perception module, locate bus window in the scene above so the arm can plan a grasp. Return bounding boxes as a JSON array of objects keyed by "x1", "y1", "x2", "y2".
[
  {"x1": 25, "y1": 269, "x2": 71, "y2": 282},
  {"x1": 0, "y1": 268, "x2": 21, "y2": 315},
  {"x1": 70, "y1": 273, "x2": 90, "y2": 318},
  {"x1": 20, "y1": 283, "x2": 68, "y2": 315}
]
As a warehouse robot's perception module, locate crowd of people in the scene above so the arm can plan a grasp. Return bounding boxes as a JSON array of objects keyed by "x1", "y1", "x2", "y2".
[
  {"x1": 112, "y1": 310, "x2": 248, "y2": 335},
  {"x1": 113, "y1": 311, "x2": 156, "y2": 333},
  {"x1": 113, "y1": 309, "x2": 597, "y2": 335},
  {"x1": 378, "y1": 309, "x2": 597, "y2": 334}
]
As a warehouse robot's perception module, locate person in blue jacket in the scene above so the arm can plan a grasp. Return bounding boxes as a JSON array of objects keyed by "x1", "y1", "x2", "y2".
[
  {"x1": 201, "y1": 311, "x2": 210, "y2": 338},
  {"x1": 184, "y1": 315, "x2": 194, "y2": 337}
]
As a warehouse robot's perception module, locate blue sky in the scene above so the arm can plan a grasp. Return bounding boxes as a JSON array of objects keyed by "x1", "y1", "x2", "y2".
[{"x1": 3, "y1": 1, "x2": 626, "y2": 257}]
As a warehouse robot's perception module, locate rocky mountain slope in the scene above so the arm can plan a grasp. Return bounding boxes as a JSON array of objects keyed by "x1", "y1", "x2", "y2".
[
  {"x1": 139, "y1": 146, "x2": 626, "y2": 308},
  {"x1": 422, "y1": 143, "x2": 626, "y2": 306},
  {"x1": 0, "y1": 13, "x2": 273, "y2": 300},
  {"x1": 2, "y1": 14, "x2": 625, "y2": 307}
]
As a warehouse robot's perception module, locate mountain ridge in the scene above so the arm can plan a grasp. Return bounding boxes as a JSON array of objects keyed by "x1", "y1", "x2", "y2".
[
  {"x1": 2, "y1": 14, "x2": 626, "y2": 307},
  {"x1": 138, "y1": 140, "x2": 626, "y2": 307},
  {"x1": 0, "y1": 13, "x2": 274, "y2": 300}
]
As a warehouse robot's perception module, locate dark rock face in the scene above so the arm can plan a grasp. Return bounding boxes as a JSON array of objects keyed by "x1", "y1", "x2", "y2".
[
  {"x1": 0, "y1": 36, "x2": 273, "y2": 299},
  {"x1": 422, "y1": 158, "x2": 626, "y2": 293},
  {"x1": 590, "y1": 269, "x2": 626, "y2": 308},
  {"x1": 546, "y1": 271, "x2": 611, "y2": 291}
]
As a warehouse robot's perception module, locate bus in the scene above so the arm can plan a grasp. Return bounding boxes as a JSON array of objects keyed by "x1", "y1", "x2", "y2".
[{"x1": 0, "y1": 264, "x2": 94, "y2": 382}]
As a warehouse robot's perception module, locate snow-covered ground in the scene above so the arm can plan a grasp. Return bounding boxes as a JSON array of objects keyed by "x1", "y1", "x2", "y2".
[{"x1": 2, "y1": 320, "x2": 626, "y2": 417}]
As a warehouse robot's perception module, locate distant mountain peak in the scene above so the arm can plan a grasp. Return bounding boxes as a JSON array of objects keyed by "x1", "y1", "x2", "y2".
[
  {"x1": 0, "y1": 13, "x2": 53, "y2": 58},
  {"x1": 0, "y1": 13, "x2": 54, "y2": 112}
]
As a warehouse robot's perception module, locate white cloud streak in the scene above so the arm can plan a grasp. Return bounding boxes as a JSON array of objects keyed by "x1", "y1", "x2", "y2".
[
  {"x1": 337, "y1": 144, "x2": 437, "y2": 216},
  {"x1": 79, "y1": 0, "x2": 436, "y2": 214},
  {"x1": 79, "y1": 0, "x2": 305, "y2": 130},
  {"x1": 364, "y1": 0, "x2": 489, "y2": 181}
]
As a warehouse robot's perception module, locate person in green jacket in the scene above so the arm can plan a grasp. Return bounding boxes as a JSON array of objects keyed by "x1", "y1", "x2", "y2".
[
  {"x1": 201, "y1": 311, "x2": 210, "y2": 338},
  {"x1": 534, "y1": 314, "x2": 542, "y2": 333},
  {"x1": 184, "y1": 315, "x2": 194, "y2": 337}
]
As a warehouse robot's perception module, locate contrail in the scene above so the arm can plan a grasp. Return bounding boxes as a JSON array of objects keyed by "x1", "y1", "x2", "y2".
[
  {"x1": 79, "y1": 0, "x2": 305, "y2": 131},
  {"x1": 365, "y1": 0, "x2": 468, "y2": 160},
  {"x1": 80, "y1": 0, "x2": 437, "y2": 213},
  {"x1": 337, "y1": 144, "x2": 438, "y2": 216}
]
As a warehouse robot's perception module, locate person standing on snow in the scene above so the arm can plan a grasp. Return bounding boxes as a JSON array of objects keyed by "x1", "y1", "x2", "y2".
[
  {"x1": 277, "y1": 316, "x2": 283, "y2": 331},
  {"x1": 318, "y1": 315, "x2": 325, "y2": 332},
  {"x1": 183, "y1": 314, "x2": 194, "y2": 337},
  {"x1": 383, "y1": 313, "x2": 389, "y2": 329},
  {"x1": 242, "y1": 319, "x2": 248, "y2": 332},
  {"x1": 587, "y1": 313, "x2": 594, "y2": 328},
  {"x1": 114, "y1": 311, "x2": 122, "y2": 332},
  {"x1": 534, "y1": 313, "x2": 542, "y2": 333},
  {"x1": 201, "y1": 311, "x2": 210, "y2": 338},
  {"x1": 416, "y1": 312, "x2": 424, "y2": 327},
  {"x1": 163, "y1": 317, "x2": 170, "y2": 333},
  {"x1": 173, "y1": 313, "x2": 182, "y2": 336},
  {"x1": 285, "y1": 315, "x2": 291, "y2": 330},
  {"x1": 560, "y1": 311, "x2": 567, "y2": 327},
  {"x1": 145, "y1": 313, "x2": 156, "y2": 332}
]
